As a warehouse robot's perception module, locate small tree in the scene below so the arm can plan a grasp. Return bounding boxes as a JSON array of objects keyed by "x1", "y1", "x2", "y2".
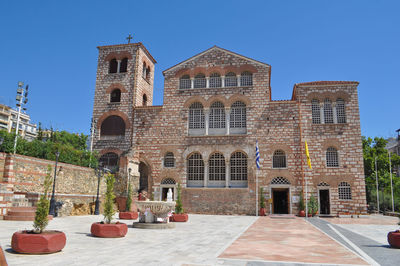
[
  {"x1": 103, "y1": 173, "x2": 116, "y2": 224},
  {"x1": 259, "y1": 187, "x2": 266, "y2": 209},
  {"x1": 175, "y1": 183, "x2": 184, "y2": 214},
  {"x1": 33, "y1": 165, "x2": 52, "y2": 233},
  {"x1": 308, "y1": 195, "x2": 318, "y2": 215},
  {"x1": 299, "y1": 192, "x2": 305, "y2": 211},
  {"x1": 125, "y1": 182, "x2": 132, "y2": 212}
]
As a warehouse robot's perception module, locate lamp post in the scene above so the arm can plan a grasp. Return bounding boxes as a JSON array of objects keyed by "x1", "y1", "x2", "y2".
[
  {"x1": 49, "y1": 151, "x2": 60, "y2": 216},
  {"x1": 94, "y1": 163, "x2": 110, "y2": 215},
  {"x1": 127, "y1": 168, "x2": 132, "y2": 196},
  {"x1": 13, "y1": 82, "x2": 29, "y2": 154}
]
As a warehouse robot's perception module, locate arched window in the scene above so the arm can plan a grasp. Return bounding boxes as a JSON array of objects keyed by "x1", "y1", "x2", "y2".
[
  {"x1": 179, "y1": 75, "x2": 191, "y2": 89},
  {"x1": 336, "y1": 98, "x2": 346, "y2": 123},
  {"x1": 120, "y1": 58, "x2": 128, "y2": 73},
  {"x1": 187, "y1": 153, "x2": 204, "y2": 187},
  {"x1": 110, "y1": 89, "x2": 121, "y2": 103},
  {"x1": 338, "y1": 182, "x2": 352, "y2": 200},
  {"x1": 225, "y1": 72, "x2": 237, "y2": 87},
  {"x1": 240, "y1": 71, "x2": 253, "y2": 86},
  {"x1": 230, "y1": 101, "x2": 246, "y2": 132},
  {"x1": 142, "y1": 62, "x2": 146, "y2": 78},
  {"x1": 188, "y1": 102, "x2": 205, "y2": 130},
  {"x1": 194, "y1": 73, "x2": 206, "y2": 88},
  {"x1": 273, "y1": 150, "x2": 286, "y2": 168},
  {"x1": 209, "y1": 101, "x2": 226, "y2": 129},
  {"x1": 230, "y1": 152, "x2": 247, "y2": 182},
  {"x1": 100, "y1": 116, "x2": 125, "y2": 138},
  {"x1": 208, "y1": 153, "x2": 225, "y2": 186},
  {"x1": 143, "y1": 94, "x2": 148, "y2": 106},
  {"x1": 271, "y1": 177, "x2": 291, "y2": 185},
  {"x1": 99, "y1": 152, "x2": 119, "y2": 173},
  {"x1": 164, "y1": 152, "x2": 175, "y2": 168},
  {"x1": 323, "y1": 99, "x2": 334, "y2": 124},
  {"x1": 209, "y1": 72, "x2": 222, "y2": 88},
  {"x1": 109, "y1": 59, "x2": 118, "y2": 73},
  {"x1": 311, "y1": 99, "x2": 321, "y2": 124},
  {"x1": 326, "y1": 147, "x2": 339, "y2": 167}
]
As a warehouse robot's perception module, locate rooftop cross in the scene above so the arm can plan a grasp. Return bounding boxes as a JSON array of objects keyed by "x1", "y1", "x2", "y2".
[{"x1": 126, "y1": 34, "x2": 133, "y2": 44}]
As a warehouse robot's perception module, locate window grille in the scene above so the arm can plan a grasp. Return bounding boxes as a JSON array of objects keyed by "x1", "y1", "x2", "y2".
[
  {"x1": 338, "y1": 182, "x2": 352, "y2": 200},
  {"x1": 179, "y1": 75, "x2": 191, "y2": 89},
  {"x1": 318, "y1": 182, "x2": 330, "y2": 187},
  {"x1": 225, "y1": 72, "x2": 237, "y2": 87},
  {"x1": 324, "y1": 99, "x2": 334, "y2": 124},
  {"x1": 164, "y1": 152, "x2": 175, "y2": 168},
  {"x1": 209, "y1": 73, "x2": 222, "y2": 88},
  {"x1": 194, "y1": 73, "x2": 206, "y2": 88},
  {"x1": 209, "y1": 102, "x2": 226, "y2": 129},
  {"x1": 187, "y1": 153, "x2": 204, "y2": 181},
  {"x1": 189, "y1": 102, "x2": 205, "y2": 129},
  {"x1": 99, "y1": 152, "x2": 119, "y2": 173},
  {"x1": 209, "y1": 153, "x2": 225, "y2": 181},
  {"x1": 240, "y1": 71, "x2": 253, "y2": 86},
  {"x1": 311, "y1": 99, "x2": 321, "y2": 124},
  {"x1": 161, "y1": 178, "x2": 176, "y2": 185},
  {"x1": 109, "y1": 59, "x2": 118, "y2": 73},
  {"x1": 326, "y1": 147, "x2": 339, "y2": 167},
  {"x1": 271, "y1": 177, "x2": 290, "y2": 185},
  {"x1": 230, "y1": 152, "x2": 247, "y2": 181},
  {"x1": 230, "y1": 101, "x2": 246, "y2": 128},
  {"x1": 336, "y1": 98, "x2": 346, "y2": 123},
  {"x1": 120, "y1": 58, "x2": 128, "y2": 73},
  {"x1": 272, "y1": 150, "x2": 286, "y2": 168},
  {"x1": 110, "y1": 89, "x2": 121, "y2": 103}
]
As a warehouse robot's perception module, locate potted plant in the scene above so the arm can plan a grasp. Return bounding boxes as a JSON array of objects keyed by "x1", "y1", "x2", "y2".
[
  {"x1": 171, "y1": 183, "x2": 188, "y2": 222},
  {"x1": 298, "y1": 192, "x2": 305, "y2": 217},
  {"x1": 307, "y1": 195, "x2": 318, "y2": 217},
  {"x1": 91, "y1": 173, "x2": 128, "y2": 238},
  {"x1": 11, "y1": 166, "x2": 66, "y2": 254},
  {"x1": 119, "y1": 181, "x2": 138, "y2": 220},
  {"x1": 259, "y1": 187, "x2": 266, "y2": 216},
  {"x1": 387, "y1": 216, "x2": 400, "y2": 248}
]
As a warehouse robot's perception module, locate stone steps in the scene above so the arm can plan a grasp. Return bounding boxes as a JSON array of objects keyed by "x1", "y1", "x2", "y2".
[{"x1": 4, "y1": 207, "x2": 53, "y2": 221}]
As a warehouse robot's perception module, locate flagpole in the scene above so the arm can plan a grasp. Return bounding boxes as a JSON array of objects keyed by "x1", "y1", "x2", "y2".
[
  {"x1": 256, "y1": 168, "x2": 258, "y2": 216},
  {"x1": 389, "y1": 151, "x2": 394, "y2": 212}
]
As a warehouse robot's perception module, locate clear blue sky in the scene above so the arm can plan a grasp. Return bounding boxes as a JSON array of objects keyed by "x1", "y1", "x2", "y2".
[{"x1": 0, "y1": 0, "x2": 399, "y2": 138}]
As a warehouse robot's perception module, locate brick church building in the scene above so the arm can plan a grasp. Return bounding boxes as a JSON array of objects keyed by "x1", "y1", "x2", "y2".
[{"x1": 91, "y1": 41, "x2": 367, "y2": 216}]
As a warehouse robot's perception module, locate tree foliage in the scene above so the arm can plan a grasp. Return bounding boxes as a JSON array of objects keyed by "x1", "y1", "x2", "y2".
[
  {"x1": 259, "y1": 187, "x2": 266, "y2": 209},
  {"x1": 0, "y1": 129, "x2": 98, "y2": 168},
  {"x1": 125, "y1": 182, "x2": 132, "y2": 212},
  {"x1": 363, "y1": 136, "x2": 400, "y2": 212},
  {"x1": 33, "y1": 165, "x2": 52, "y2": 233},
  {"x1": 175, "y1": 183, "x2": 184, "y2": 214},
  {"x1": 103, "y1": 173, "x2": 116, "y2": 224}
]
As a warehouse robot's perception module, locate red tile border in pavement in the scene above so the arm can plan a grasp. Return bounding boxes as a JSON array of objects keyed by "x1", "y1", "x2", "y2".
[
  {"x1": 322, "y1": 216, "x2": 398, "y2": 225},
  {"x1": 219, "y1": 217, "x2": 368, "y2": 265}
]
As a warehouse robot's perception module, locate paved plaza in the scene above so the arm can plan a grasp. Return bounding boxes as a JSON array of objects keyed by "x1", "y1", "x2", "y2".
[{"x1": 0, "y1": 214, "x2": 399, "y2": 265}]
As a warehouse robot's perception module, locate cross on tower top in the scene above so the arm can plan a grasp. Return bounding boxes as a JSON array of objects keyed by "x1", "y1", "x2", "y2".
[{"x1": 126, "y1": 34, "x2": 133, "y2": 44}]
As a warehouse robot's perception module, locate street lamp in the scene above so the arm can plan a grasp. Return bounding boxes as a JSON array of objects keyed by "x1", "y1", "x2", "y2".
[
  {"x1": 49, "y1": 151, "x2": 60, "y2": 216},
  {"x1": 127, "y1": 168, "x2": 132, "y2": 196},
  {"x1": 94, "y1": 163, "x2": 111, "y2": 215}
]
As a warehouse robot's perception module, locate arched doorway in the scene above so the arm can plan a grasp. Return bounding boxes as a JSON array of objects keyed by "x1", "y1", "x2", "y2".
[
  {"x1": 270, "y1": 177, "x2": 291, "y2": 214},
  {"x1": 139, "y1": 162, "x2": 149, "y2": 193}
]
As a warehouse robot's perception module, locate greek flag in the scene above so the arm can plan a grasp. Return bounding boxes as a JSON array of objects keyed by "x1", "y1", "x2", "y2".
[{"x1": 256, "y1": 140, "x2": 260, "y2": 169}]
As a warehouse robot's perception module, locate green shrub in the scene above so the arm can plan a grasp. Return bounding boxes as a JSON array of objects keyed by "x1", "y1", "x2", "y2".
[
  {"x1": 175, "y1": 183, "x2": 184, "y2": 214},
  {"x1": 299, "y1": 192, "x2": 305, "y2": 211},
  {"x1": 307, "y1": 195, "x2": 318, "y2": 214},
  {"x1": 125, "y1": 182, "x2": 132, "y2": 212},
  {"x1": 33, "y1": 165, "x2": 52, "y2": 233},
  {"x1": 103, "y1": 173, "x2": 116, "y2": 224},
  {"x1": 259, "y1": 187, "x2": 266, "y2": 209}
]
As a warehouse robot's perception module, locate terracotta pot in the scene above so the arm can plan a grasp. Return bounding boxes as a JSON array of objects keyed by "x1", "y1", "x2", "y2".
[
  {"x1": 388, "y1": 230, "x2": 400, "y2": 248},
  {"x1": 119, "y1": 211, "x2": 138, "y2": 220},
  {"x1": 299, "y1": 210, "x2": 305, "y2": 217},
  {"x1": 259, "y1": 208, "x2": 266, "y2": 216},
  {"x1": 91, "y1": 222, "x2": 127, "y2": 238},
  {"x1": 11, "y1": 230, "x2": 66, "y2": 254},
  {"x1": 172, "y1": 213, "x2": 188, "y2": 222}
]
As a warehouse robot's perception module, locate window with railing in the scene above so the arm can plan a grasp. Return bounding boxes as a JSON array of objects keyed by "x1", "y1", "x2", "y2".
[
  {"x1": 230, "y1": 101, "x2": 246, "y2": 134},
  {"x1": 225, "y1": 72, "x2": 237, "y2": 87},
  {"x1": 209, "y1": 101, "x2": 226, "y2": 131},
  {"x1": 187, "y1": 153, "x2": 204, "y2": 187},
  {"x1": 189, "y1": 102, "x2": 205, "y2": 129},
  {"x1": 326, "y1": 147, "x2": 339, "y2": 167},
  {"x1": 209, "y1": 73, "x2": 222, "y2": 88},
  {"x1": 230, "y1": 152, "x2": 247, "y2": 181},
  {"x1": 194, "y1": 73, "x2": 206, "y2": 88},
  {"x1": 323, "y1": 99, "x2": 334, "y2": 124},
  {"x1": 311, "y1": 99, "x2": 321, "y2": 124},
  {"x1": 240, "y1": 71, "x2": 253, "y2": 86},
  {"x1": 336, "y1": 98, "x2": 346, "y2": 123},
  {"x1": 272, "y1": 150, "x2": 286, "y2": 168},
  {"x1": 209, "y1": 153, "x2": 226, "y2": 184},
  {"x1": 338, "y1": 182, "x2": 352, "y2": 200},
  {"x1": 164, "y1": 152, "x2": 175, "y2": 168},
  {"x1": 179, "y1": 75, "x2": 191, "y2": 89}
]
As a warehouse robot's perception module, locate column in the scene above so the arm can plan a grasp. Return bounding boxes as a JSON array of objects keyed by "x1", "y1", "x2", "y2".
[
  {"x1": 225, "y1": 159, "x2": 230, "y2": 188},
  {"x1": 221, "y1": 76, "x2": 225, "y2": 88},
  {"x1": 237, "y1": 76, "x2": 241, "y2": 87},
  {"x1": 332, "y1": 102, "x2": 337, "y2": 124},
  {"x1": 320, "y1": 103, "x2": 324, "y2": 124},
  {"x1": 225, "y1": 108, "x2": 230, "y2": 135},
  {"x1": 204, "y1": 160, "x2": 208, "y2": 187},
  {"x1": 190, "y1": 78, "x2": 194, "y2": 89},
  {"x1": 205, "y1": 109, "x2": 209, "y2": 135},
  {"x1": 206, "y1": 77, "x2": 210, "y2": 88},
  {"x1": 117, "y1": 60, "x2": 121, "y2": 73}
]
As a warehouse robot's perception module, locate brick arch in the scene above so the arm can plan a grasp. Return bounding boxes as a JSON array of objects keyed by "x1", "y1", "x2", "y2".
[
  {"x1": 175, "y1": 68, "x2": 191, "y2": 78},
  {"x1": 321, "y1": 139, "x2": 342, "y2": 151},
  {"x1": 230, "y1": 150, "x2": 248, "y2": 159},
  {"x1": 105, "y1": 51, "x2": 133, "y2": 61},
  {"x1": 97, "y1": 111, "x2": 131, "y2": 130},
  {"x1": 306, "y1": 92, "x2": 350, "y2": 102},
  {"x1": 206, "y1": 66, "x2": 223, "y2": 76},
  {"x1": 100, "y1": 148, "x2": 123, "y2": 156},
  {"x1": 186, "y1": 151, "x2": 204, "y2": 160},
  {"x1": 223, "y1": 66, "x2": 239, "y2": 75},
  {"x1": 183, "y1": 96, "x2": 207, "y2": 108},
  {"x1": 192, "y1": 67, "x2": 207, "y2": 77},
  {"x1": 238, "y1": 64, "x2": 258, "y2": 74},
  {"x1": 227, "y1": 94, "x2": 251, "y2": 107},
  {"x1": 267, "y1": 143, "x2": 293, "y2": 155},
  {"x1": 208, "y1": 151, "x2": 225, "y2": 161},
  {"x1": 105, "y1": 83, "x2": 128, "y2": 93},
  {"x1": 206, "y1": 95, "x2": 228, "y2": 108}
]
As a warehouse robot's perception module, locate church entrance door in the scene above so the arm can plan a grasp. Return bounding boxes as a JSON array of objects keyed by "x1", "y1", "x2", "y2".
[
  {"x1": 272, "y1": 188, "x2": 289, "y2": 214},
  {"x1": 319, "y1": 189, "x2": 330, "y2": 215}
]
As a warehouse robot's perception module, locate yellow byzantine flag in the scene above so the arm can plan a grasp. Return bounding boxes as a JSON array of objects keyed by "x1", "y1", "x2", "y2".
[{"x1": 305, "y1": 141, "x2": 312, "y2": 170}]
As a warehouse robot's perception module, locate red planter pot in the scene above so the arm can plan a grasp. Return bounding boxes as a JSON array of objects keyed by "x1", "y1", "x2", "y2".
[
  {"x1": 11, "y1": 230, "x2": 66, "y2": 254},
  {"x1": 388, "y1": 231, "x2": 400, "y2": 248},
  {"x1": 299, "y1": 210, "x2": 305, "y2": 217},
  {"x1": 119, "y1": 211, "x2": 138, "y2": 220},
  {"x1": 91, "y1": 222, "x2": 128, "y2": 238},
  {"x1": 259, "y1": 208, "x2": 266, "y2": 216},
  {"x1": 172, "y1": 213, "x2": 189, "y2": 222}
]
